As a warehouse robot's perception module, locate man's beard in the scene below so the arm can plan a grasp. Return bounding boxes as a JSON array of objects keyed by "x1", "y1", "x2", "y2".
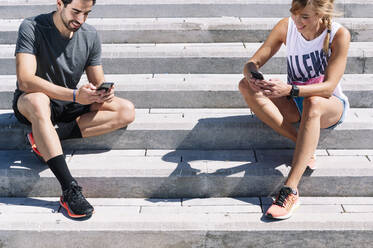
[{"x1": 61, "y1": 13, "x2": 81, "y2": 32}]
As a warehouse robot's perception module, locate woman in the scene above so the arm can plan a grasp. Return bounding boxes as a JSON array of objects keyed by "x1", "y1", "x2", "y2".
[{"x1": 238, "y1": 0, "x2": 350, "y2": 219}]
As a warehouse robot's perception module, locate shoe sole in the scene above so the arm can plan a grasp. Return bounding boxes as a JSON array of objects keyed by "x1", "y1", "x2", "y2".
[
  {"x1": 59, "y1": 197, "x2": 94, "y2": 219},
  {"x1": 266, "y1": 200, "x2": 301, "y2": 220},
  {"x1": 26, "y1": 133, "x2": 46, "y2": 163}
]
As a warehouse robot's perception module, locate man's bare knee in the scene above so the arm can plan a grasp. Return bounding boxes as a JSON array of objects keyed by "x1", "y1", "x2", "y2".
[
  {"x1": 18, "y1": 93, "x2": 51, "y2": 123},
  {"x1": 117, "y1": 99, "x2": 135, "y2": 127}
]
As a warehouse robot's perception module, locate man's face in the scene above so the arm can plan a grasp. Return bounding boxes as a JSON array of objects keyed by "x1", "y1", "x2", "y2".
[{"x1": 58, "y1": 0, "x2": 93, "y2": 32}]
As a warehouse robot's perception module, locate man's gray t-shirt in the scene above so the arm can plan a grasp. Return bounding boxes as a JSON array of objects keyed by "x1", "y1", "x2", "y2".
[{"x1": 15, "y1": 11, "x2": 101, "y2": 91}]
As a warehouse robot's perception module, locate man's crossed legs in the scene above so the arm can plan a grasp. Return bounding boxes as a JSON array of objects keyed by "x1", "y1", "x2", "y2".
[{"x1": 14, "y1": 92, "x2": 135, "y2": 218}]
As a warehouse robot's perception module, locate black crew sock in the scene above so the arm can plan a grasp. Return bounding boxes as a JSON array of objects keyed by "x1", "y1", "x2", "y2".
[
  {"x1": 47, "y1": 155, "x2": 75, "y2": 191},
  {"x1": 55, "y1": 120, "x2": 82, "y2": 140}
]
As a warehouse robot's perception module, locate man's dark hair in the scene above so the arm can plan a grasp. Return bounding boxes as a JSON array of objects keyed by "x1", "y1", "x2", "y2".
[{"x1": 62, "y1": 0, "x2": 96, "y2": 7}]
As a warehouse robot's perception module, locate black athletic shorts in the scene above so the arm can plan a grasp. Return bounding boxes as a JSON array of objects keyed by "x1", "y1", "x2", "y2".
[{"x1": 12, "y1": 89, "x2": 92, "y2": 126}]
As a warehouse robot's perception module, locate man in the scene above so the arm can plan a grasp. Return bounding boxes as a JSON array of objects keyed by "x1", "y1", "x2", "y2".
[{"x1": 13, "y1": 0, "x2": 135, "y2": 219}]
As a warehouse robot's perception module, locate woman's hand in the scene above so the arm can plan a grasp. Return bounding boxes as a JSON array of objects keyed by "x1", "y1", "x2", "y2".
[
  {"x1": 254, "y1": 78, "x2": 292, "y2": 98},
  {"x1": 247, "y1": 77, "x2": 263, "y2": 92}
]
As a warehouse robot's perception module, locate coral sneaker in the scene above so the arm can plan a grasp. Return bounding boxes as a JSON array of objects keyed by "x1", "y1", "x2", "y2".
[{"x1": 266, "y1": 186, "x2": 300, "y2": 219}]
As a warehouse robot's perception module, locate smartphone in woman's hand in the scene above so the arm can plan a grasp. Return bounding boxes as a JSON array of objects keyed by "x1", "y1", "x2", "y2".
[{"x1": 250, "y1": 70, "x2": 265, "y2": 80}]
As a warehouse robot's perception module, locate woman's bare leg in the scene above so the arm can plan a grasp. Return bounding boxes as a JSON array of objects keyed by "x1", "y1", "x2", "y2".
[
  {"x1": 239, "y1": 78, "x2": 300, "y2": 142},
  {"x1": 285, "y1": 96, "x2": 344, "y2": 189}
]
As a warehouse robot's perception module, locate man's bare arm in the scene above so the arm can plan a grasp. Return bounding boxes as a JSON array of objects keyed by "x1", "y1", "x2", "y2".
[
  {"x1": 16, "y1": 53, "x2": 76, "y2": 101},
  {"x1": 86, "y1": 65, "x2": 105, "y2": 87},
  {"x1": 17, "y1": 53, "x2": 103, "y2": 104}
]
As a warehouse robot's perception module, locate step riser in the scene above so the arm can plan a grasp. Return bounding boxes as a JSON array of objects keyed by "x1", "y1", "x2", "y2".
[
  {"x1": 3, "y1": 149, "x2": 372, "y2": 198},
  {"x1": 1, "y1": 43, "x2": 369, "y2": 74},
  {"x1": 0, "y1": 57, "x2": 368, "y2": 75},
  {"x1": 55, "y1": 129, "x2": 373, "y2": 150},
  {"x1": 1, "y1": 28, "x2": 372, "y2": 44},
  {"x1": 117, "y1": 90, "x2": 373, "y2": 109},
  {"x1": 1, "y1": 90, "x2": 373, "y2": 109},
  {"x1": 2, "y1": 122, "x2": 373, "y2": 150},
  {"x1": 2, "y1": 74, "x2": 372, "y2": 109},
  {"x1": 2, "y1": 175, "x2": 373, "y2": 198},
  {"x1": 3, "y1": 196, "x2": 373, "y2": 247},
  {"x1": 81, "y1": 90, "x2": 373, "y2": 109},
  {"x1": 0, "y1": 3, "x2": 371, "y2": 18},
  {"x1": 59, "y1": 91, "x2": 373, "y2": 109},
  {"x1": 2, "y1": 149, "x2": 372, "y2": 198},
  {"x1": 0, "y1": 30, "x2": 270, "y2": 44},
  {"x1": 1, "y1": 230, "x2": 373, "y2": 248}
]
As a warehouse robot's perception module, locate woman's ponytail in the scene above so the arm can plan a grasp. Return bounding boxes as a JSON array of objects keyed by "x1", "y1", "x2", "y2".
[{"x1": 322, "y1": 16, "x2": 332, "y2": 56}]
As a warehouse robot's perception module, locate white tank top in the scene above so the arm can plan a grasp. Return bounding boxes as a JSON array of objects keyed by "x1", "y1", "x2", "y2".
[{"x1": 286, "y1": 17, "x2": 350, "y2": 111}]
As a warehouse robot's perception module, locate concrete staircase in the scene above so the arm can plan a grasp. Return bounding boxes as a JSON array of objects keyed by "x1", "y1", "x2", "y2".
[{"x1": 0, "y1": 0, "x2": 373, "y2": 247}]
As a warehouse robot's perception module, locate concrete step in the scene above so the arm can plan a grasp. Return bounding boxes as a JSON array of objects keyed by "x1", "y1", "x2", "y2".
[
  {"x1": 1, "y1": 197, "x2": 373, "y2": 247},
  {"x1": 0, "y1": 42, "x2": 371, "y2": 75},
  {"x1": 1, "y1": 74, "x2": 372, "y2": 109},
  {"x1": 1, "y1": 17, "x2": 372, "y2": 44},
  {"x1": 1, "y1": 107, "x2": 372, "y2": 150},
  {"x1": 1, "y1": 149, "x2": 373, "y2": 197},
  {"x1": 0, "y1": 0, "x2": 372, "y2": 18}
]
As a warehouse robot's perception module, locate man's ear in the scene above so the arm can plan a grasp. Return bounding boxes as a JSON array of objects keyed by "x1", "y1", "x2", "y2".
[{"x1": 56, "y1": 0, "x2": 64, "y2": 11}]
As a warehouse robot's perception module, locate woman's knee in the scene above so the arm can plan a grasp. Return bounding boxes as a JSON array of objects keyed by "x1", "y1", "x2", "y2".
[
  {"x1": 238, "y1": 78, "x2": 256, "y2": 95},
  {"x1": 302, "y1": 96, "x2": 323, "y2": 119},
  {"x1": 238, "y1": 78, "x2": 249, "y2": 92},
  {"x1": 238, "y1": 78, "x2": 264, "y2": 103}
]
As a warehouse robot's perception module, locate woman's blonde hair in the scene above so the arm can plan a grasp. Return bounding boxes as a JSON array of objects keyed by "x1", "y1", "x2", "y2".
[{"x1": 290, "y1": 0, "x2": 341, "y2": 55}]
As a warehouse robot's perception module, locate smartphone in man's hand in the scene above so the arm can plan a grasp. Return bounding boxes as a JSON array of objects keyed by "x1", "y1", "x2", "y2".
[
  {"x1": 97, "y1": 82, "x2": 114, "y2": 92},
  {"x1": 250, "y1": 70, "x2": 265, "y2": 80}
]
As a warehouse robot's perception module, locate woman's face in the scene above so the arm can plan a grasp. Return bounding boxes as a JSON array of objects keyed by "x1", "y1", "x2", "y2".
[{"x1": 291, "y1": 4, "x2": 322, "y2": 35}]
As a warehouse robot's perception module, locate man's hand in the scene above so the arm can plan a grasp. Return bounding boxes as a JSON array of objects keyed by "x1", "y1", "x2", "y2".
[
  {"x1": 76, "y1": 83, "x2": 103, "y2": 104},
  {"x1": 96, "y1": 84, "x2": 115, "y2": 103}
]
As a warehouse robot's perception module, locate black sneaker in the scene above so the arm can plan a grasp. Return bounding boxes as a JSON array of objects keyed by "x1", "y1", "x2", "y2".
[{"x1": 59, "y1": 181, "x2": 94, "y2": 218}]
